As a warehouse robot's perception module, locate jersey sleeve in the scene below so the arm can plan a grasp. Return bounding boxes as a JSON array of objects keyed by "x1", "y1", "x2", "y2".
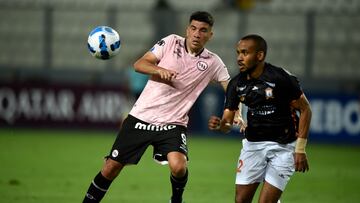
[
  {"x1": 212, "y1": 55, "x2": 230, "y2": 82},
  {"x1": 150, "y1": 34, "x2": 174, "y2": 61},
  {"x1": 224, "y1": 76, "x2": 240, "y2": 111},
  {"x1": 281, "y1": 69, "x2": 303, "y2": 101}
]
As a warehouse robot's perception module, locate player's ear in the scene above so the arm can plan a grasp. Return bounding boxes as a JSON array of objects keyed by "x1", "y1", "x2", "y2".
[
  {"x1": 208, "y1": 31, "x2": 213, "y2": 41},
  {"x1": 257, "y1": 51, "x2": 265, "y2": 61},
  {"x1": 185, "y1": 26, "x2": 190, "y2": 37}
]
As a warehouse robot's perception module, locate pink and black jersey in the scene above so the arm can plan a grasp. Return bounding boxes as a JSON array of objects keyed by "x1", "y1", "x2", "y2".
[{"x1": 129, "y1": 34, "x2": 230, "y2": 126}]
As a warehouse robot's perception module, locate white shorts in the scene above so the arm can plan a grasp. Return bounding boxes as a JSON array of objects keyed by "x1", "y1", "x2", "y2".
[{"x1": 235, "y1": 139, "x2": 296, "y2": 191}]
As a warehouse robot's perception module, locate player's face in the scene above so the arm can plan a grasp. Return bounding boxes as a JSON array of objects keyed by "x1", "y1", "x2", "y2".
[
  {"x1": 186, "y1": 20, "x2": 213, "y2": 54},
  {"x1": 236, "y1": 39, "x2": 262, "y2": 73}
]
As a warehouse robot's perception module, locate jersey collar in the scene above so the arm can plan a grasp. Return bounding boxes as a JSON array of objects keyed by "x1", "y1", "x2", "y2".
[{"x1": 184, "y1": 39, "x2": 205, "y2": 57}]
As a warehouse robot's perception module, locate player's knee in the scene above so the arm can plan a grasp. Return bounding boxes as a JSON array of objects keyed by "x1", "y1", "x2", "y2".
[
  {"x1": 235, "y1": 189, "x2": 253, "y2": 203},
  {"x1": 168, "y1": 152, "x2": 187, "y2": 177},
  {"x1": 101, "y1": 159, "x2": 124, "y2": 180},
  {"x1": 169, "y1": 160, "x2": 187, "y2": 177},
  {"x1": 170, "y1": 164, "x2": 187, "y2": 177},
  {"x1": 235, "y1": 195, "x2": 251, "y2": 203}
]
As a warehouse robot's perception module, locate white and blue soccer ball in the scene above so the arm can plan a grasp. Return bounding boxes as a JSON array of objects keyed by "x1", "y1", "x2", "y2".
[{"x1": 87, "y1": 26, "x2": 121, "y2": 60}]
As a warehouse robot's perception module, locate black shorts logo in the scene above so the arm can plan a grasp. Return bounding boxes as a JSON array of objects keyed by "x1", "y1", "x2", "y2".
[{"x1": 134, "y1": 122, "x2": 176, "y2": 131}]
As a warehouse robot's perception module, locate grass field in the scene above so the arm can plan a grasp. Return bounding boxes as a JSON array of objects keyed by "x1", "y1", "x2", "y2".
[{"x1": 1, "y1": 128, "x2": 360, "y2": 203}]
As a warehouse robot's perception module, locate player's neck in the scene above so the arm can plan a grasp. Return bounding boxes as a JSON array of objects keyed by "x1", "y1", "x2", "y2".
[
  {"x1": 188, "y1": 49, "x2": 199, "y2": 56},
  {"x1": 248, "y1": 62, "x2": 265, "y2": 79},
  {"x1": 184, "y1": 39, "x2": 204, "y2": 56}
]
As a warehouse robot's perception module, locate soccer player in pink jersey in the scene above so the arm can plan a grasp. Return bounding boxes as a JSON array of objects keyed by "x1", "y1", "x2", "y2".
[{"x1": 82, "y1": 11, "x2": 230, "y2": 203}]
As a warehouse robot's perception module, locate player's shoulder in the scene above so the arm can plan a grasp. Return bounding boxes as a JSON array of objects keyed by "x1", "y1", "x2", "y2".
[
  {"x1": 229, "y1": 73, "x2": 242, "y2": 86},
  {"x1": 265, "y1": 63, "x2": 300, "y2": 87},
  {"x1": 204, "y1": 48, "x2": 219, "y2": 58},
  {"x1": 266, "y1": 63, "x2": 296, "y2": 78},
  {"x1": 152, "y1": 34, "x2": 184, "y2": 53},
  {"x1": 162, "y1": 34, "x2": 184, "y2": 44},
  {"x1": 202, "y1": 48, "x2": 225, "y2": 64}
]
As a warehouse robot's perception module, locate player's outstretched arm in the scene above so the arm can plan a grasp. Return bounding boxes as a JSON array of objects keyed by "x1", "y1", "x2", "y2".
[{"x1": 133, "y1": 51, "x2": 178, "y2": 81}]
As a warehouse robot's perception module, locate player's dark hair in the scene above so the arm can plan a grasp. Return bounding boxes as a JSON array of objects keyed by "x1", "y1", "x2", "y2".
[
  {"x1": 241, "y1": 34, "x2": 267, "y2": 57},
  {"x1": 189, "y1": 11, "x2": 214, "y2": 27}
]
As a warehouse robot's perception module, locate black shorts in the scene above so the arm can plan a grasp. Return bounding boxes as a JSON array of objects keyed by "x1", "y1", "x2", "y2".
[{"x1": 108, "y1": 115, "x2": 188, "y2": 165}]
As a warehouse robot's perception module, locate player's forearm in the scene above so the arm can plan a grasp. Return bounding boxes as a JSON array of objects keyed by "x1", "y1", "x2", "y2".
[
  {"x1": 290, "y1": 94, "x2": 312, "y2": 138},
  {"x1": 220, "y1": 80, "x2": 229, "y2": 92},
  {"x1": 133, "y1": 58, "x2": 159, "y2": 76},
  {"x1": 235, "y1": 103, "x2": 243, "y2": 119},
  {"x1": 295, "y1": 101, "x2": 312, "y2": 153},
  {"x1": 298, "y1": 106, "x2": 312, "y2": 139}
]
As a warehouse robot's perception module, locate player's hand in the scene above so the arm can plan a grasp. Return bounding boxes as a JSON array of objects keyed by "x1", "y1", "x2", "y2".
[
  {"x1": 208, "y1": 116, "x2": 221, "y2": 131},
  {"x1": 294, "y1": 153, "x2": 309, "y2": 173},
  {"x1": 233, "y1": 116, "x2": 247, "y2": 133},
  {"x1": 155, "y1": 67, "x2": 178, "y2": 81}
]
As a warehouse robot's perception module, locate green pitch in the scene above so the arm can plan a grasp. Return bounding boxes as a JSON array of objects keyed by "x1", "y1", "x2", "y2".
[{"x1": 0, "y1": 128, "x2": 359, "y2": 203}]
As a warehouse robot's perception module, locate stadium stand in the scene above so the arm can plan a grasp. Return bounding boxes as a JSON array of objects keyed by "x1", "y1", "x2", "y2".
[
  {"x1": 0, "y1": 0, "x2": 359, "y2": 90},
  {"x1": 246, "y1": 13, "x2": 306, "y2": 76},
  {"x1": 313, "y1": 15, "x2": 360, "y2": 79}
]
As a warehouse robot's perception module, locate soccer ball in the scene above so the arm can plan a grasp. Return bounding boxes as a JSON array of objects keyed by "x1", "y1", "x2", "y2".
[{"x1": 87, "y1": 26, "x2": 121, "y2": 60}]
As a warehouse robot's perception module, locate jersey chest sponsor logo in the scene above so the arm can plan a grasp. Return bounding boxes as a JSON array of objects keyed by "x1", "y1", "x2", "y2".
[
  {"x1": 134, "y1": 122, "x2": 176, "y2": 131},
  {"x1": 196, "y1": 61, "x2": 208, "y2": 71},
  {"x1": 249, "y1": 105, "x2": 276, "y2": 116}
]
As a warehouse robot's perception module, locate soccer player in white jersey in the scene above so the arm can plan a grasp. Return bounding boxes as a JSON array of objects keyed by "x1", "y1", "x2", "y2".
[
  {"x1": 82, "y1": 11, "x2": 230, "y2": 203},
  {"x1": 208, "y1": 34, "x2": 312, "y2": 203}
]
